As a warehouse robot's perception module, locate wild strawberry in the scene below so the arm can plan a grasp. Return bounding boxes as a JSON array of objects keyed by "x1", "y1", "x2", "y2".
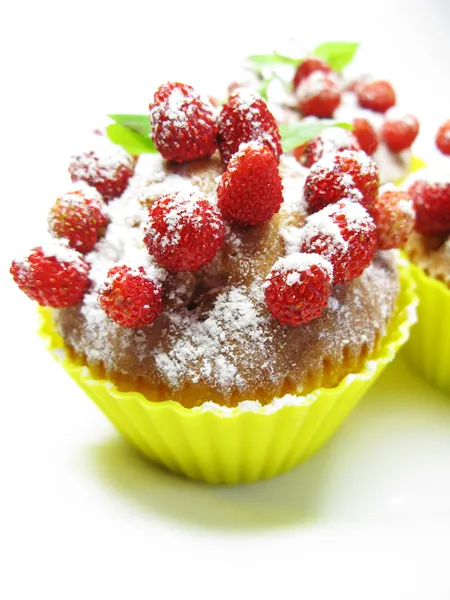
[
  {"x1": 48, "y1": 189, "x2": 108, "y2": 254},
  {"x1": 150, "y1": 82, "x2": 217, "y2": 163},
  {"x1": 352, "y1": 118, "x2": 378, "y2": 155},
  {"x1": 144, "y1": 192, "x2": 225, "y2": 271},
  {"x1": 10, "y1": 243, "x2": 90, "y2": 307},
  {"x1": 293, "y1": 127, "x2": 360, "y2": 167},
  {"x1": 217, "y1": 142, "x2": 283, "y2": 226},
  {"x1": 381, "y1": 110, "x2": 419, "y2": 152},
  {"x1": 217, "y1": 90, "x2": 282, "y2": 165},
  {"x1": 69, "y1": 137, "x2": 135, "y2": 202},
  {"x1": 356, "y1": 80, "x2": 396, "y2": 113},
  {"x1": 371, "y1": 190, "x2": 415, "y2": 249},
  {"x1": 304, "y1": 150, "x2": 380, "y2": 213},
  {"x1": 99, "y1": 265, "x2": 163, "y2": 328},
  {"x1": 408, "y1": 179, "x2": 450, "y2": 236},
  {"x1": 296, "y1": 72, "x2": 341, "y2": 118},
  {"x1": 436, "y1": 120, "x2": 450, "y2": 155},
  {"x1": 292, "y1": 57, "x2": 332, "y2": 91},
  {"x1": 298, "y1": 199, "x2": 376, "y2": 284},
  {"x1": 264, "y1": 253, "x2": 333, "y2": 326}
]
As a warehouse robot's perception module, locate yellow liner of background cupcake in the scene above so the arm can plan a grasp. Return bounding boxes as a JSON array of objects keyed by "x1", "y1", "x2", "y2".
[{"x1": 38, "y1": 260, "x2": 417, "y2": 485}]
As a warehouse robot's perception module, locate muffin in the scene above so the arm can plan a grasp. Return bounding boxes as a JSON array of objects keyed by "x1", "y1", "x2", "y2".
[
  {"x1": 403, "y1": 164, "x2": 450, "y2": 393},
  {"x1": 11, "y1": 82, "x2": 417, "y2": 483}
]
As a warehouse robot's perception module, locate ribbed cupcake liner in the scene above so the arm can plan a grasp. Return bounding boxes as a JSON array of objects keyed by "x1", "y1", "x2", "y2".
[
  {"x1": 38, "y1": 263, "x2": 417, "y2": 484},
  {"x1": 403, "y1": 262, "x2": 450, "y2": 395}
]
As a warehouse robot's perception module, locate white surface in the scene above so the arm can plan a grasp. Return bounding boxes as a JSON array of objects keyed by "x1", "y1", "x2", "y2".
[{"x1": 2, "y1": 1, "x2": 450, "y2": 598}]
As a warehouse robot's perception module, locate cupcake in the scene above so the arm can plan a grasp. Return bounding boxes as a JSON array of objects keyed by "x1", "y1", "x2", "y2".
[
  {"x1": 403, "y1": 139, "x2": 450, "y2": 394},
  {"x1": 11, "y1": 82, "x2": 417, "y2": 484}
]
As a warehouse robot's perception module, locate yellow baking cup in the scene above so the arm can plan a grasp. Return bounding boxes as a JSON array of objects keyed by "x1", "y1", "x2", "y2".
[
  {"x1": 403, "y1": 262, "x2": 450, "y2": 394},
  {"x1": 38, "y1": 262, "x2": 417, "y2": 484}
]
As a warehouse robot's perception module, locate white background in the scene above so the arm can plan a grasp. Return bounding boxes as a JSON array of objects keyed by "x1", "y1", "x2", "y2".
[{"x1": 1, "y1": 1, "x2": 450, "y2": 598}]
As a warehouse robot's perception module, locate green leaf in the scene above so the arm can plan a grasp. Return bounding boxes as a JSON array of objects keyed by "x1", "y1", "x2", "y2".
[
  {"x1": 108, "y1": 114, "x2": 151, "y2": 137},
  {"x1": 312, "y1": 42, "x2": 359, "y2": 72},
  {"x1": 247, "y1": 52, "x2": 300, "y2": 72},
  {"x1": 106, "y1": 124, "x2": 157, "y2": 155},
  {"x1": 279, "y1": 121, "x2": 353, "y2": 153}
]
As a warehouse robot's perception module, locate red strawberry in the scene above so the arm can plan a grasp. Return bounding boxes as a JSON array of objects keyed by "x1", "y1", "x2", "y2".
[
  {"x1": 217, "y1": 142, "x2": 284, "y2": 226},
  {"x1": 381, "y1": 110, "x2": 419, "y2": 152},
  {"x1": 296, "y1": 72, "x2": 341, "y2": 118},
  {"x1": 292, "y1": 57, "x2": 332, "y2": 91},
  {"x1": 436, "y1": 120, "x2": 450, "y2": 156},
  {"x1": 48, "y1": 188, "x2": 108, "y2": 254},
  {"x1": 298, "y1": 199, "x2": 377, "y2": 284},
  {"x1": 352, "y1": 118, "x2": 378, "y2": 155},
  {"x1": 10, "y1": 244, "x2": 90, "y2": 307},
  {"x1": 304, "y1": 150, "x2": 380, "y2": 213},
  {"x1": 69, "y1": 137, "x2": 135, "y2": 202},
  {"x1": 99, "y1": 265, "x2": 163, "y2": 328},
  {"x1": 408, "y1": 179, "x2": 450, "y2": 236},
  {"x1": 144, "y1": 192, "x2": 225, "y2": 271},
  {"x1": 371, "y1": 190, "x2": 415, "y2": 249},
  {"x1": 217, "y1": 90, "x2": 282, "y2": 165},
  {"x1": 293, "y1": 127, "x2": 360, "y2": 167},
  {"x1": 150, "y1": 82, "x2": 217, "y2": 163},
  {"x1": 356, "y1": 80, "x2": 396, "y2": 113},
  {"x1": 264, "y1": 253, "x2": 333, "y2": 326}
]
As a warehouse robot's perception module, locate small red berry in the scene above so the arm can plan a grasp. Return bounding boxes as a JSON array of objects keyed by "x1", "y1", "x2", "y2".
[
  {"x1": 69, "y1": 137, "x2": 135, "y2": 202},
  {"x1": 217, "y1": 90, "x2": 282, "y2": 165},
  {"x1": 298, "y1": 199, "x2": 376, "y2": 284},
  {"x1": 293, "y1": 127, "x2": 360, "y2": 167},
  {"x1": 381, "y1": 110, "x2": 419, "y2": 152},
  {"x1": 436, "y1": 120, "x2": 450, "y2": 156},
  {"x1": 292, "y1": 57, "x2": 332, "y2": 91},
  {"x1": 48, "y1": 189, "x2": 108, "y2": 254},
  {"x1": 304, "y1": 150, "x2": 380, "y2": 213},
  {"x1": 217, "y1": 142, "x2": 283, "y2": 226},
  {"x1": 150, "y1": 82, "x2": 217, "y2": 163},
  {"x1": 296, "y1": 72, "x2": 341, "y2": 118},
  {"x1": 408, "y1": 179, "x2": 450, "y2": 236},
  {"x1": 144, "y1": 192, "x2": 225, "y2": 271},
  {"x1": 10, "y1": 244, "x2": 90, "y2": 307},
  {"x1": 356, "y1": 80, "x2": 396, "y2": 113},
  {"x1": 352, "y1": 118, "x2": 378, "y2": 155},
  {"x1": 264, "y1": 253, "x2": 333, "y2": 326},
  {"x1": 99, "y1": 265, "x2": 163, "y2": 328},
  {"x1": 371, "y1": 190, "x2": 415, "y2": 249}
]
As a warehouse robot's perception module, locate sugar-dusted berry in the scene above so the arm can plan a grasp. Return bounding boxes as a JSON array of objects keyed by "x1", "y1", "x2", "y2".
[
  {"x1": 264, "y1": 253, "x2": 333, "y2": 326},
  {"x1": 217, "y1": 90, "x2": 282, "y2": 165},
  {"x1": 381, "y1": 109, "x2": 419, "y2": 152},
  {"x1": 356, "y1": 80, "x2": 396, "y2": 113},
  {"x1": 99, "y1": 265, "x2": 164, "y2": 328},
  {"x1": 144, "y1": 192, "x2": 225, "y2": 272},
  {"x1": 292, "y1": 57, "x2": 332, "y2": 91},
  {"x1": 296, "y1": 72, "x2": 341, "y2": 118},
  {"x1": 304, "y1": 150, "x2": 380, "y2": 213},
  {"x1": 352, "y1": 118, "x2": 378, "y2": 155},
  {"x1": 10, "y1": 243, "x2": 90, "y2": 307},
  {"x1": 298, "y1": 199, "x2": 377, "y2": 284},
  {"x1": 293, "y1": 127, "x2": 360, "y2": 167},
  {"x1": 48, "y1": 188, "x2": 108, "y2": 254},
  {"x1": 69, "y1": 137, "x2": 135, "y2": 202},
  {"x1": 150, "y1": 82, "x2": 217, "y2": 163},
  {"x1": 436, "y1": 120, "x2": 450, "y2": 156},
  {"x1": 217, "y1": 142, "x2": 283, "y2": 226},
  {"x1": 408, "y1": 179, "x2": 450, "y2": 236},
  {"x1": 371, "y1": 190, "x2": 415, "y2": 249}
]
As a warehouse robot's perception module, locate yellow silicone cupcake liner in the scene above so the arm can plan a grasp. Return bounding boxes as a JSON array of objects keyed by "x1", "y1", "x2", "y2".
[
  {"x1": 38, "y1": 261, "x2": 417, "y2": 484},
  {"x1": 403, "y1": 262, "x2": 450, "y2": 394}
]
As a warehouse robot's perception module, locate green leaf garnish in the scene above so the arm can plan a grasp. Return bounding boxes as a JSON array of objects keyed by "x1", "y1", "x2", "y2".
[
  {"x1": 247, "y1": 52, "x2": 300, "y2": 72},
  {"x1": 108, "y1": 114, "x2": 151, "y2": 137},
  {"x1": 312, "y1": 42, "x2": 359, "y2": 73},
  {"x1": 279, "y1": 121, "x2": 353, "y2": 153},
  {"x1": 106, "y1": 123, "x2": 157, "y2": 155}
]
